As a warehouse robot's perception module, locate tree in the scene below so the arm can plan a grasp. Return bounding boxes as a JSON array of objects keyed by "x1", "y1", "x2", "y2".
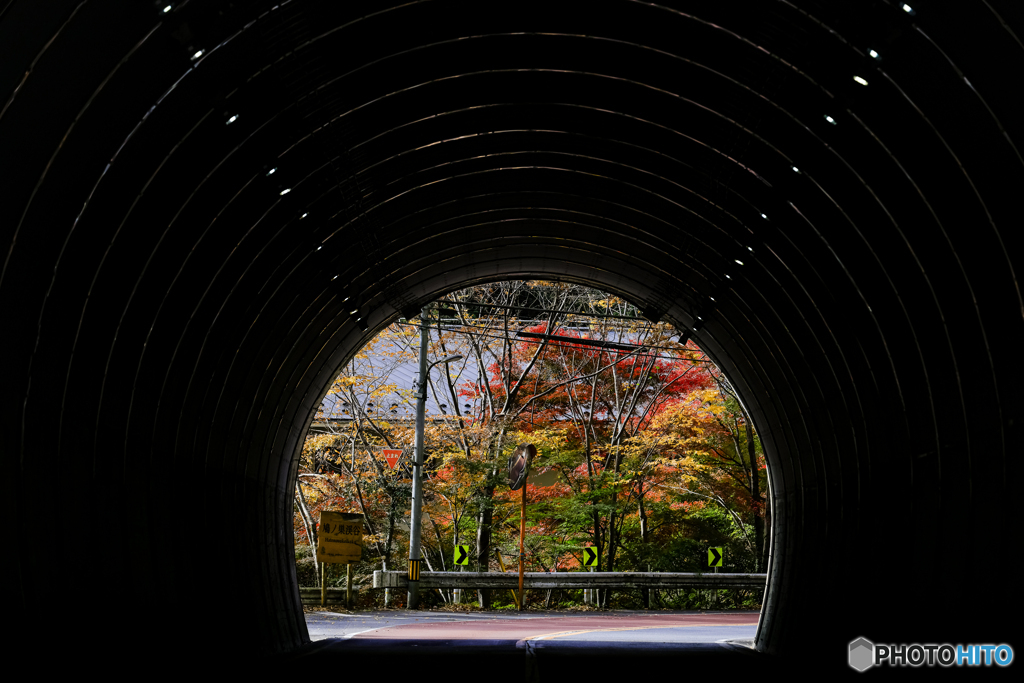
[
  {"x1": 688, "y1": 372, "x2": 769, "y2": 572},
  {"x1": 294, "y1": 325, "x2": 420, "y2": 601},
  {"x1": 295, "y1": 279, "x2": 768, "y2": 609},
  {"x1": 422, "y1": 281, "x2": 720, "y2": 605},
  {"x1": 426, "y1": 281, "x2": 590, "y2": 606},
  {"x1": 625, "y1": 376, "x2": 769, "y2": 574}
]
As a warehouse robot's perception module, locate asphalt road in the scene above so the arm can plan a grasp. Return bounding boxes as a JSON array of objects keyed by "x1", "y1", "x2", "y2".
[
  {"x1": 287, "y1": 609, "x2": 771, "y2": 679},
  {"x1": 305, "y1": 608, "x2": 758, "y2": 645}
]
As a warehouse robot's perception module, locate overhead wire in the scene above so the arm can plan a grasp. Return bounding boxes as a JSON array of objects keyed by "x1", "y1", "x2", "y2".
[
  {"x1": 392, "y1": 318, "x2": 715, "y2": 364},
  {"x1": 428, "y1": 297, "x2": 652, "y2": 322}
]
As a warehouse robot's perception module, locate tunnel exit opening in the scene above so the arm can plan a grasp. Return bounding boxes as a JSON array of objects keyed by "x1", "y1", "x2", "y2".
[{"x1": 291, "y1": 278, "x2": 774, "y2": 649}]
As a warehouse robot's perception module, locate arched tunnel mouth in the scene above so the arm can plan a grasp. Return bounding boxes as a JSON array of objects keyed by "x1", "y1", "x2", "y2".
[
  {"x1": 3, "y1": 0, "x2": 1020, "y2": 674},
  {"x1": 292, "y1": 274, "x2": 776, "y2": 631},
  {"x1": 286, "y1": 268, "x2": 779, "y2": 666}
]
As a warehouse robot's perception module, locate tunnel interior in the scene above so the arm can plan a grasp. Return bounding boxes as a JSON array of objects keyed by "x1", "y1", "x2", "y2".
[{"x1": 2, "y1": 0, "x2": 1021, "y2": 671}]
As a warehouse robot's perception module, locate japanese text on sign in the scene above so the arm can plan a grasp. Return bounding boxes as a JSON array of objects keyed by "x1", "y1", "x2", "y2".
[{"x1": 317, "y1": 511, "x2": 364, "y2": 564}]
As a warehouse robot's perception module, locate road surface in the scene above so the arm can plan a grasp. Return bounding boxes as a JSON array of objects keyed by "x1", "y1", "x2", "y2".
[
  {"x1": 286, "y1": 609, "x2": 772, "y2": 678},
  {"x1": 305, "y1": 608, "x2": 757, "y2": 644}
]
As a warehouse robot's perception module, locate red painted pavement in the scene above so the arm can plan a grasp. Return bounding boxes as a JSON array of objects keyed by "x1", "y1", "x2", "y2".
[{"x1": 353, "y1": 612, "x2": 758, "y2": 640}]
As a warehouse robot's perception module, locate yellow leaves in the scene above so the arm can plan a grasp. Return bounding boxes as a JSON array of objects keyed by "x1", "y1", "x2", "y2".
[
  {"x1": 614, "y1": 396, "x2": 722, "y2": 475},
  {"x1": 428, "y1": 447, "x2": 465, "y2": 466},
  {"x1": 648, "y1": 455, "x2": 706, "y2": 485},
  {"x1": 509, "y1": 427, "x2": 570, "y2": 453},
  {"x1": 302, "y1": 433, "x2": 337, "y2": 458},
  {"x1": 362, "y1": 532, "x2": 387, "y2": 546},
  {"x1": 677, "y1": 387, "x2": 730, "y2": 420}
]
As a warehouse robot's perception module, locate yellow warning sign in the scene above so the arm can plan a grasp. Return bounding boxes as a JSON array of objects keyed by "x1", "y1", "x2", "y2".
[{"x1": 316, "y1": 511, "x2": 364, "y2": 564}]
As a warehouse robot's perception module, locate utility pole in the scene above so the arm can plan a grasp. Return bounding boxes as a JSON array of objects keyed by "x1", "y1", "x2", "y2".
[{"x1": 407, "y1": 305, "x2": 461, "y2": 609}]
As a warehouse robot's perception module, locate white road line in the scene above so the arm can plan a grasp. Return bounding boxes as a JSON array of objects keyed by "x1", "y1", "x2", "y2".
[
  {"x1": 524, "y1": 623, "x2": 758, "y2": 641},
  {"x1": 341, "y1": 627, "x2": 388, "y2": 640}
]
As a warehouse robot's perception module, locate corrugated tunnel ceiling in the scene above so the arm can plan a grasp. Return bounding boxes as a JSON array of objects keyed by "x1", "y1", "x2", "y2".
[{"x1": 2, "y1": 0, "x2": 1021, "y2": 672}]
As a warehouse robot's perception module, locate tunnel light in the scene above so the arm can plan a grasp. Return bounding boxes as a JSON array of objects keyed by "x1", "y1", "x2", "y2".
[
  {"x1": 226, "y1": 114, "x2": 238, "y2": 125},
  {"x1": 869, "y1": 49, "x2": 880, "y2": 59},
  {"x1": 825, "y1": 115, "x2": 836, "y2": 125},
  {"x1": 761, "y1": 213, "x2": 768, "y2": 220},
  {"x1": 735, "y1": 259, "x2": 744, "y2": 266},
  {"x1": 191, "y1": 49, "x2": 204, "y2": 60},
  {"x1": 266, "y1": 167, "x2": 277, "y2": 176},
  {"x1": 316, "y1": 245, "x2": 322, "y2": 251},
  {"x1": 350, "y1": 308, "x2": 359, "y2": 315},
  {"x1": 279, "y1": 188, "x2": 291, "y2": 195},
  {"x1": 301, "y1": 212, "x2": 308, "y2": 219},
  {"x1": 902, "y1": 4, "x2": 913, "y2": 13},
  {"x1": 709, "y1": 296, "x2": 715, "y2": 301},
  {"x1": 725, "y1": 274, "x2": 732, "y2": 279},
  {"x1": 332, "y1": 275, "x2": 338, "y2": 280},
  {"x1": 748, "y1": 246, "x2": 754, "y2": 252},
  {"x1": 854, "y1": 75, "x2": 869, "y2": 86},
  {"x1": 792, "y1": 166, "x2": 801, "y2": 173},
  {"x1": 162, "y1": 5, "x2": 173, "y2": 13}
]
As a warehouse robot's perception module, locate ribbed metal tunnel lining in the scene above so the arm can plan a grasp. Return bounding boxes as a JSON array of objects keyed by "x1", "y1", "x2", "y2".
[{"x1": 1, "y1": 0, "x2": 1020, "y2": 671}]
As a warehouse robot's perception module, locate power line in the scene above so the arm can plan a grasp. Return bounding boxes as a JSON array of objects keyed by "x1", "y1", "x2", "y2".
[
  {"x1": 428, "y1": 298, "x2": 651, "y2": 322},
  {"x1": 392, "y1": 320, "x2": 715, "y2": 364},
  {"x1": 515, "y1": 331, "x2": 650, "y2": 353}
]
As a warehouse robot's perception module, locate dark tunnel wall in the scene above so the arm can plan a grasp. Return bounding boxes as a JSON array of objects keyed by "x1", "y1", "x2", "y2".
[{"x1": 2, "y1": 0, "x2": 1021, "y2": 671}]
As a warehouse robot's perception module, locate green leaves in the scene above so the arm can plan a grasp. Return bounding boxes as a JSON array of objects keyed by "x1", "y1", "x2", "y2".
[{"x1": 296, "y1": 281, "x2": 767, "y2": 605}]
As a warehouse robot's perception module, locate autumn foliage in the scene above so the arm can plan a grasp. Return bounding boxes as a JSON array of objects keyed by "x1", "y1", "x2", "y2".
[{"x1": 294, "y1": 282, "x2": 768, "y2": 608}]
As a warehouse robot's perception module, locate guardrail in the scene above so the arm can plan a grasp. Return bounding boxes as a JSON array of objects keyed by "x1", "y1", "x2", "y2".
[
  {"x1": 299, "y1": 587, "x2": 364, "y2": 605},
  {"x1": 373, "y1": 571, "x2": 767, "y2": 590}
]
